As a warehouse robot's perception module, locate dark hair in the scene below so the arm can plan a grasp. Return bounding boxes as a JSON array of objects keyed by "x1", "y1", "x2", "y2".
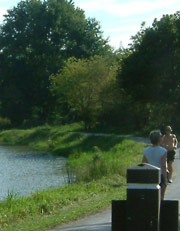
[{"x1": 149, "y1": 130, "x2": 162, "y2": 145}]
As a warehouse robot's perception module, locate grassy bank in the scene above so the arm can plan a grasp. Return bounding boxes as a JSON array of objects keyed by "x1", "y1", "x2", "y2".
[
  {"x1": 0, "y1": 177, "x2": 127, "y2": 231},
  {"x1": 0, "y1": 123, "x2": 147, "y2": 231}
]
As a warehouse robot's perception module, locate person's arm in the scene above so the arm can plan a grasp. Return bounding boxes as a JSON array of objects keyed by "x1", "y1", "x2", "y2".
[
  {"x1": 174, "y1": 134, "x2": 178, "y2": 149},
  {"x1": 161, "y1": 153, "x2": 167, "y2": 186},
  {"x1": 142, "y1": 155, "x2": 148, "y2": 163}
]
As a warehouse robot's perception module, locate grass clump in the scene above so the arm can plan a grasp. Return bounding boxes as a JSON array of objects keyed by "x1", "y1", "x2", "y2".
[{"x1": 67, "y1": 137, "x2": 145, "y2": 182}]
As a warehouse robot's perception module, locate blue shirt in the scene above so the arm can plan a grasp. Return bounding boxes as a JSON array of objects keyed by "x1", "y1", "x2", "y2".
[{"x1": 144, "y1": 146, "x2": 167, "y2": 174}]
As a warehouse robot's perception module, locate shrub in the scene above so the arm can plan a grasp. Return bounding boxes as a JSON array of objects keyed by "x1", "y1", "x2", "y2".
[{"x1": 0, "y1": 117, "x2": 11, "y2": 129}]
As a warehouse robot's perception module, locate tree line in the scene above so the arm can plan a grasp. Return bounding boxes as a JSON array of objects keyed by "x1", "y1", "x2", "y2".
[{"x1": 0, "y1": 0, "x2": 180, "y2": 132}]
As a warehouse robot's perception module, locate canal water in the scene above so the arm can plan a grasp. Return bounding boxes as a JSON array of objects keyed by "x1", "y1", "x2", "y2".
[{"x1": 0, "y1": 145, "x2": 67, "y2": 200}]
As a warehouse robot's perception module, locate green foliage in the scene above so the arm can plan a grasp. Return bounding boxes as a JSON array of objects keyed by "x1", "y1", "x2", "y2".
[
  {"x1": 0, "y1": 0, "x2": 111, "y2": 126},
  {"x1": 0, "y1": 117, "x2": 11, "y2": 129},
  {"x1": 50, "y1": 56, "x2": 117, "y2": 130},
  {"x1": 118, "y1": 12, "x2": 180, "y2": 130}
]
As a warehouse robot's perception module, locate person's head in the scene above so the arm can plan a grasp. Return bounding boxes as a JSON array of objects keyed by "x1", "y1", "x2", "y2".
[
  {"x1": 165, "y1": 125, "x2": 172, "y2": 135},
  {"x1": 149, "y1": 130, "x2": 162, "y2": 145}
]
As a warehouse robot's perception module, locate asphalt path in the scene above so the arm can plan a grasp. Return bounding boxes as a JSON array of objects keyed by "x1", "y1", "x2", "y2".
[
  {"x1": 49, "y1": 208, "x2": 111, "y2": 231},
  {"x1": 165, "y1": 148, "x2": 180, "y2": 200},
  {"x1": 48, "y1": 147, "x2": 180, "y2": 231}
]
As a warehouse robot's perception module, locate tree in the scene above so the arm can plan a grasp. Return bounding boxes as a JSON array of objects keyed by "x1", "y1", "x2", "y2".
[
  {"x1": 50, "y1": 56, "x2": 117, "y2": 130},
  {"x1": 0, "y1": 0, "x2": 111, "y2": 125},
  {"x1": 118, "y1": 12, "x2": 180, "y2": 129}
]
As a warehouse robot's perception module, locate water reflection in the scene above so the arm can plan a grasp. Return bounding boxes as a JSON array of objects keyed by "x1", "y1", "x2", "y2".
[{"x1": 0, "y1": 146, "x2": 67, "y2": 200}]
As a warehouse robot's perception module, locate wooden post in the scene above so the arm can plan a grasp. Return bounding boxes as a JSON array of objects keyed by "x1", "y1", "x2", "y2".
[
  {"x1": 112, "y1": 200, "x2": 126, "y2": 231},
  {"x1": 127, "y1": 163, "x2": 161, "y2": 231},
  {"x1": 160, "y1": 200, "x2": 179, "y2": 231},
  {"x1": 112, "y1": 163, "x2": 179, "y2": 231}
]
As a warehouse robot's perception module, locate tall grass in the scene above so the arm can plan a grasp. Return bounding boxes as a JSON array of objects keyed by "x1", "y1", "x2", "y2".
[
  {"x1": 67, "y1": 137, "x2": 145, "y2": 181},
  {"x1": 0, "y1": 179, "x2": 126, "y2": 231}
]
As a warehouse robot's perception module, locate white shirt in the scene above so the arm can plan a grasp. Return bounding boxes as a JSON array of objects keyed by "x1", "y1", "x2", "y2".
[{"x1": 144, "y1": 146, "x2": 167, "y2": 174}]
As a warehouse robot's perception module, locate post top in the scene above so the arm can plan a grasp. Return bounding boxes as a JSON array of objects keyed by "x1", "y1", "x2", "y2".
[
  {"x1": 128, "y1": 163, "x2": 160, "y2": 171},
  {"x1": 127, "y1": 163, "x2": 160, "y2": 184}
]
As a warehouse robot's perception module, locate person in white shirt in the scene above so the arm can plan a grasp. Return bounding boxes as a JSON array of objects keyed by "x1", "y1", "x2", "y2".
[{"x1": 142, "y1": 130, "x2": 167, "y2": 200}]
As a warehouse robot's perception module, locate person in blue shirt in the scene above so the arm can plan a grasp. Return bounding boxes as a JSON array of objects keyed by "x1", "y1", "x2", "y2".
[{"x1": 142, "y1": 130, "x2": 167, "y2": 200}]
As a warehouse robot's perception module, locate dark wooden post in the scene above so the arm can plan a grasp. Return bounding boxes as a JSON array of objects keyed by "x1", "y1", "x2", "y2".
[
  {"x1": 112, "y1": 200, "x2": 127, "y2": 231},
  {"x1": 126, "y1": 163, "x2": 161, "y2": 231},
  {"x1": 112, "y1": 163, "x2": 179, "y2": 231},
  {"x1": 160, "y1": 200, "x2": 179, "y2": 231}
]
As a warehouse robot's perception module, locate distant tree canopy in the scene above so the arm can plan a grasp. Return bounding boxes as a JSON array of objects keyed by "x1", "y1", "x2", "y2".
[
  {"x1": 0, "y1": 0, "x2": 112, "y2": 126},
  {"x1": 1, "y1": 1, "x2": 180, "y2": 132},
  {"x1": 118, "y1": 12, "x2": 180, "y2": 130}
]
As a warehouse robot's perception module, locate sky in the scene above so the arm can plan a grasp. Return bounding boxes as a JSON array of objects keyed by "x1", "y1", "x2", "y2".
[{"x1": 0, "y1": 0, "x2": 180, "y2": 49}]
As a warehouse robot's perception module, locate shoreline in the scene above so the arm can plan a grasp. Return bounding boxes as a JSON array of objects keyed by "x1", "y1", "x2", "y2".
[{"x1": 0, "y1": 123, "x2": 146, "y2": 231}]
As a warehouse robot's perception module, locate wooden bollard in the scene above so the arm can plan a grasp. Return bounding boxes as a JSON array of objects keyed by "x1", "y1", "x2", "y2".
[
  {"x1": 126, "y1": 163, "x2": 161, "y2": 231},
  {"x1": 112, "y1": 163, "x2": 161, "y2": 231},
  {"x1": 112, "y1": 163, "x2": 179, "y2": 231}
]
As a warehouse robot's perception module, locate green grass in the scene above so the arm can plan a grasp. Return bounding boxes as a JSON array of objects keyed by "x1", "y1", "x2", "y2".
[
  {"x1": 0, "y1": 122, "x2": 83, "y2": 150},
  {"x1": 67, "y1": 136, "x2": 145, "y2": 181},
  {"x1": 0, "y1": 177, "x2": 126, "y2": 231},
  {"x1": 0, "y1": 122, "x2": 145, "y2": 149},
  {"x1": 0, "y1": 123, "x2": 147, "y2": 230}
]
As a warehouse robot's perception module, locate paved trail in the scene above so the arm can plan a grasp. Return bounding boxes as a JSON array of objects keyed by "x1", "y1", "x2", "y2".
[
  {"x1": 165, "y1": 149, "x2": 180, "y2": 201},
  {"x1": 48, "y1": 137, "x2": 180, "y2": 231}
]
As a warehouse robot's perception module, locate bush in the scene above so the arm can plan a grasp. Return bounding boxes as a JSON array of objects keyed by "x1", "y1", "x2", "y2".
[{"x1": 0, "y1": 117, "x2": 11, "y2": 129}]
